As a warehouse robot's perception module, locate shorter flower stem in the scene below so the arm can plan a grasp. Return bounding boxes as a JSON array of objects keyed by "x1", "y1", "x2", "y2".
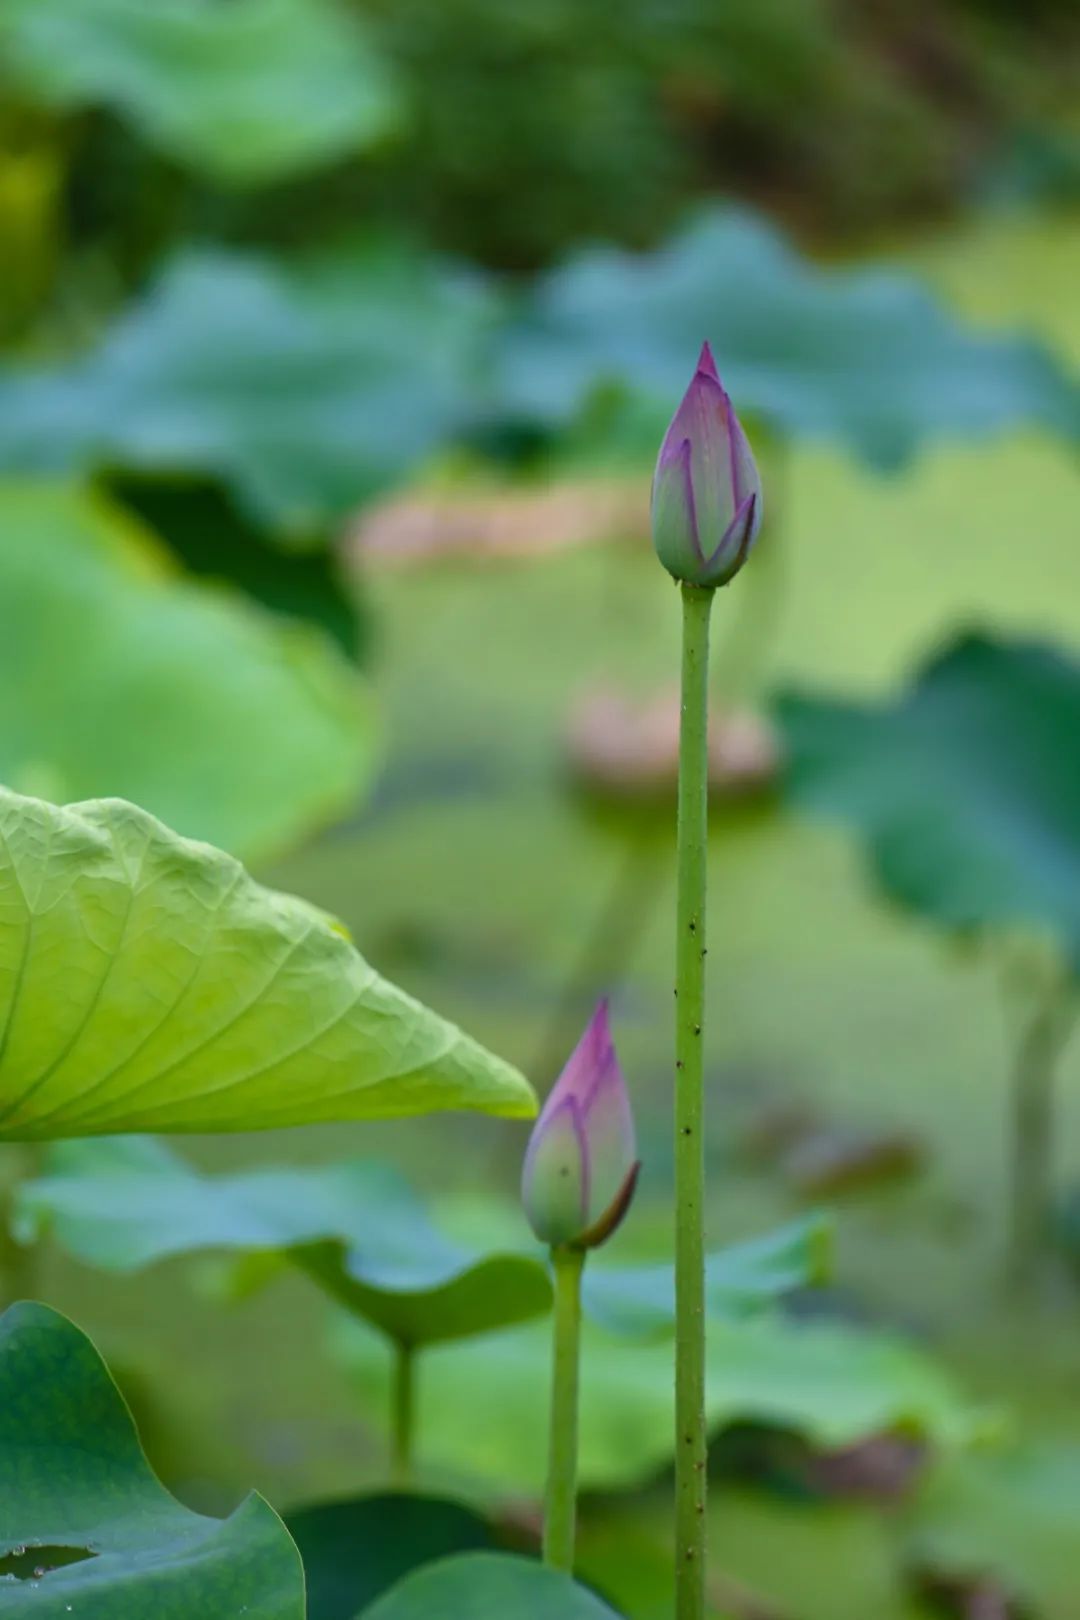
[
  {"x1": 543, "y1": 1244, "x2": 586, "y2": 1572},
  {"x1": 391, "y1": 1341, "x2": 416, "y2": 1485}
]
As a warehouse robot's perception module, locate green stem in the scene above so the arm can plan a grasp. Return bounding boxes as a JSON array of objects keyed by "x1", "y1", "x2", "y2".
[
  {"x1": 391, "y1": 1342, "x2": 416, "y2": 1485},
  {"x1": 1007, "y1": 991, "x2": 1076, "y2": 1290},
  {"x1": 543, "y1": 1244, "x2": 585, "y2": 1572},
  {"x1": 675, "y1": 582, "x2": 713, "y2": 1620}
]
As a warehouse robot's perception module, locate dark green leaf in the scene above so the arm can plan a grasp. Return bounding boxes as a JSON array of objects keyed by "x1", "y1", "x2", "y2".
[
  {"x1": 0, "y1": 246, "x2": 498, "y2": 529},
  {"x1": 0, "y1": 1301, "x2": 303, "y2": 1617},
  {"x1": 0, "y1": 789, "x2": 535, "y2": 1139},
  {"x1": 0, "y1": 480, "x2": 372, "y2": 861},
  {"x1": 3, "y1": 0, "x2": 401, "y2": 187},
  {"x1": 780, "y1": 634, "x2": 1080, "y2": 968},
  {"x1": 105, "y1": 473, "x2": 367, "y2": 662},
  {"x1": 583, "y1": 1215, "x2": 832, "y2": 1338},
  {"x1": 499, "y1": 208, "x2": 1080, "y2": 466},
  {"x1": 359, "y1": 1553, "x2": 623, "y2": 1620},
  {"x1": 285, "y1": 1493, "x2": 493, "y2": 1620},
  {"x1": 17, "y1": 1138, "x2": 550, "y2": 1345}
]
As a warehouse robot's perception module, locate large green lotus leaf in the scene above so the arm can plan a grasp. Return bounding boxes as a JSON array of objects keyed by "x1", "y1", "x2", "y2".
[
  {"x1": 0, "y1": 789, "x2": 534, "y2": 1140},
  {"x1": 582, "y1": 1215, "x2": 832, "y2": 1339},
  {"x1": 360, "y1": 1553, "x2": 623, "y2": 1620},
  {"x1": 284, "y1": 1493, "x2": 494, "y2": 1620},
  {"x1": 779, "y1": 634, "x2": 1080, "y2": 970},
  {"x1": 904, "y1": 1445, "x2": 1080, "y2": 1620},
  {"x1": 332, "y1": 1312, "x2": 983, "y2": 1499},
  {"x1": 0, "y1": 1301, "x2": 303, "y2": 1617},
  {"x1": 498, "y1": 208, "x2": 1080, "y2": 467},
  {"x1": 0, "y1": 480, "x2": 372, "y2": 862},
  {"x1": 0, "y1": 246, "x2": 497, "y2": 529},
  {"x1": 2, "y1": 0, "x2": 400, "y2": 187},
  {"x1": 15, "y1": 1138, "x2": 550, "y2": 1346}
]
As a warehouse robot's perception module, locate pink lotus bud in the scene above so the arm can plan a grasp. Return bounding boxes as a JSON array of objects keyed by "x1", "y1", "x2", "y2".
[
  {"x1": 651, "y1": 341, "x2": 763, "y2": 588},
  {"x1": 521, "y1": 1001, "x2": 640, "y2": 1250}
]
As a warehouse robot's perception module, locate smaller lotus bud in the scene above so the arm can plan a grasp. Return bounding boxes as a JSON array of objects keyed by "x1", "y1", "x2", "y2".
[
  {"x1": 521, "y1": 1001, "x2": 640, "y2": 1250},
  {"x1": 651, "y1": 341, "x2": 763, "y2": 589}
]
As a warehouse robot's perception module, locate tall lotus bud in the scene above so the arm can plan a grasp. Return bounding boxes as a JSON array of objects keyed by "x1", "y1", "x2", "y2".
[
  {"x1": 522, "y1": 1001, "x2": 640, "y2": 1250},
  {"x1": 651, "y1": 341, "x2": 763, "y2": 588}
]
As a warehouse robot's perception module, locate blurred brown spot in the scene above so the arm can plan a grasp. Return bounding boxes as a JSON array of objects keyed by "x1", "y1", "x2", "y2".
[
  {"x1": 566, "y1": 686, "x2": 781, "y2": 800},
  {"x1": 347, "y1": 478, "x2": 648, "y2": 568},
  {"x1": 782, "y1": 1126, "x2": 924, "y2": 1197},
  {"x1": 914, "y1": 1573, "x2": 1020, "y2": 1620},
  {"x1": 741, "y1": 1099, "x2": 822, "y2": 1162},
  {"x1": 803, "y1": 1433, "x2": 926, "y2": 1501}
]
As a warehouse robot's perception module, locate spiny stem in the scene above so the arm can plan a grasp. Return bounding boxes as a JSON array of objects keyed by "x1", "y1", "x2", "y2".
[
  {"x1": 674, "y1": 582, "x2": 713, "y2": 1620},
  {"x1": 543, "y1": 1244, "x2": 585, "y2": 1572},
  {"x1": 391, "y1": 1341, "x2": 416, "y2": 1484}
]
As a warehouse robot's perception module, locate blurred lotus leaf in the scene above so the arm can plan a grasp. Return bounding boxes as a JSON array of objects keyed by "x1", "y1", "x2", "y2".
[
  {"x1": 360, "y1": 1552, "x2": 624, "y2": 1619},
  {"x1": 904, "y1": 1444, "x2": 1080, "y2": 1620},
  {"x1": 0, "y1": 245, "x2": 498, "y2": 530},
  {"x1": 1, "y1": 214, "x2": 1075, "y2": 537},
  {"x1": 582, "y1": 1215, "x2": 831, "y2": 1338},
  {"x1": 284, "y1": 1493, "x2": 495, "y2": 1620},
  {"x1": 16, "y1": 1138, "x2": 550, "y2": 1347},
  {"x1": 17, "y1": 1139, "x2": 824, "y2": 1345},
  {"x1": 0, "y1": 789, "x2": 535, "y2": 1140},
  {"x1": 0, "y1": 1301, "x2": 303, "y2": 1617},
  {"x1": 332, "y1": 1311, "x2": 986, "y2": 1499},
  {"x1": 0, "y1": 481, "x2": 372, "y2": 859},
  {"x1": 1, "y1": 0, "x2": 401, "y2": 187},
  {"x1": 780, "y1": 634, "x2": 1080, "y2": 970},
  {"x1": 498, "y1": 208, "x2": 1080, "y2": 467}
]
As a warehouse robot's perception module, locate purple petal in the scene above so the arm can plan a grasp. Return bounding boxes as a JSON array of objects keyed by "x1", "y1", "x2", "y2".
[
  {"x1": 520, "y1": 1001, "x2": 637, "y2": 1246},
  {"x1": 696, "y1": 340, "x2": 720, "y2": 382},
  {"x1": 706, "y1": 491, "x2": 760, "y2": 583},
  {"x1": 651, "y1": 341, "x2": 763, "y2": 588}
]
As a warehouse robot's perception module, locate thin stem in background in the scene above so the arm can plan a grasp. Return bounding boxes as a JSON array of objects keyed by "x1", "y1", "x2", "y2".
[
  {"x1": 391, "y1": 1341, "x2": 416, "y2": 1485},
  {"x1": 1007, "y1": 986, "x2": 1077, "y2": 1290},
  {"x1": 674, "y1": 582, "x2": 714, "y2": 1620},
  {"x1": 543, "y1": 1244, "x2": 585, "y2": 1572},
  {"x1": 530, "y1": 830, "x2": 666, "y2": 1090}
]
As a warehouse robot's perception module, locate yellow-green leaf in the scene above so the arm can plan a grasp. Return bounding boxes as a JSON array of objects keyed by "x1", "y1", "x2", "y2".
[{"x1": 0, "y1": 788, "x2": 535, "y2": 1139}]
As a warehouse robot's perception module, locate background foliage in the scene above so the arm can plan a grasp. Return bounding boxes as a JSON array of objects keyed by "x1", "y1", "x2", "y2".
[{"x1": 0, "y1": 1, "x2": 1078, "y2": 1617}]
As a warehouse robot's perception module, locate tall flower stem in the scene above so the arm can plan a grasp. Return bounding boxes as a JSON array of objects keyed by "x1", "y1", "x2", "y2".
[
  {"x1": 391, "y1": 1341, "x2": 416, "y2": 1484},
  {"x1": 674, "y1": 582, "x2": 714, "y2": 1620},
  {"x1": 543, "y1": 1243, "x2": 585, "y2": 1572}
]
